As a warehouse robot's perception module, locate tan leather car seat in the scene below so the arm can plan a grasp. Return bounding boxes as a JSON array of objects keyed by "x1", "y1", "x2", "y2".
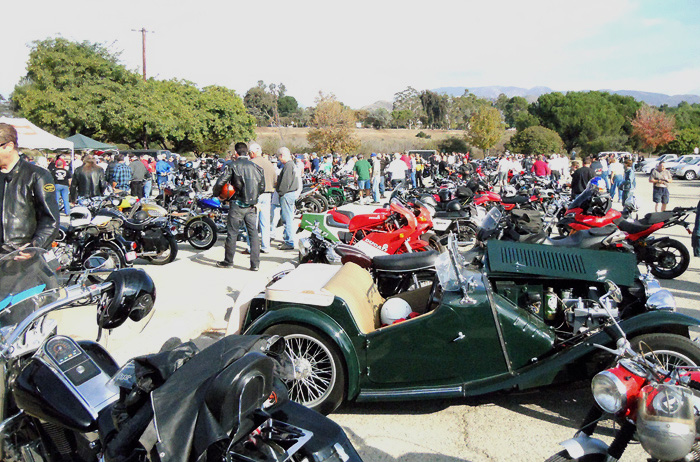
[{"x1": 323, "y1": 262, "x2": 385, "y2": 334}]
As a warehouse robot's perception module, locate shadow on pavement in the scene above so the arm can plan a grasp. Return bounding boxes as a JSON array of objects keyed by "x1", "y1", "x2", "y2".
[{"x1": 343, "y1": 428, "x2": 474, "y2": 462}]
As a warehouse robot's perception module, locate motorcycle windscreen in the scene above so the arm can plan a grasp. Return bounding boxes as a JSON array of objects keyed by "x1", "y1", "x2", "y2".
[{"x1": 0, "y1": 248, "x2": 60, "y2": 327}]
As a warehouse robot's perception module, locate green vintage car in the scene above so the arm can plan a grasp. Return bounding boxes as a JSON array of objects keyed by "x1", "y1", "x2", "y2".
[{"x1": 241, "y1": 237, "x2": 700, "y2": 414}]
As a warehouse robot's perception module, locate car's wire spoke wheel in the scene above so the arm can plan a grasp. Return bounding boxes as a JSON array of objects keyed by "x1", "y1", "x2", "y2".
[
  {"x1": 284, "y1": 333, "x2": 336, "y2": 407},
  {"x1": 643, "y1": 349, "x2": 697, "y2": 369}
]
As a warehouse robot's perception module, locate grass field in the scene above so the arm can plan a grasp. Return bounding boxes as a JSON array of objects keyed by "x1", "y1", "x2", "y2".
[{"x1": 255, "y1": 127, "x2": 514, "y2": 157}]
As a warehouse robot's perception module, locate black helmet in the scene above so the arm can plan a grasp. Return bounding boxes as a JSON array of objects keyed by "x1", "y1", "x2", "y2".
[
  {"x1": 97, "y1": 269, "x2": 156, "y2": 329},
  {"x1": 438, "y1": 189, "x2": 452, "y2": 203},
  {"x1": 133, "y1": 210, "x2": 149, "y2": 223},
  {"x1": 419, "y1": 195, "x2": 438, "y2": 208},
  {"x1": 446, "y1": 200, "x2": 462, "y2": 212}
]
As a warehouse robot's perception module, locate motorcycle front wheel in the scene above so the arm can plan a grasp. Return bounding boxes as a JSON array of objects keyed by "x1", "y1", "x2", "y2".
[
  {"x1": 647, "y1": 238, "x2": 690, "y2": 279},
  {"x1": 545, "y1": 451, "x2": 605, "y2": 461},
  {"x1": 184, "y1": 217, "x2": 218, "y2": 250},
  {"x1": 145, "y1": 234, "x2": 179, "y2": 265}
]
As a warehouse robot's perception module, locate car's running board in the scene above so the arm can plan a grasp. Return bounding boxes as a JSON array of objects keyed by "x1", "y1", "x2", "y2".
[{"x1": 357, "y1": 386, "x2": 463, "y2": 401}]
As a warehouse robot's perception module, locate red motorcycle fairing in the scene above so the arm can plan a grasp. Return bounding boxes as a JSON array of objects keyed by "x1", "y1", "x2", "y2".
[
  {"x1": 565, "y1": 207, "x2": 622, "y2": 231},
  {"x1": 328, "y1": 209, "x2": 351, "y2": 225},
  {"x1": 348, "y1": 211, "x2": 391, "y2": 232}
]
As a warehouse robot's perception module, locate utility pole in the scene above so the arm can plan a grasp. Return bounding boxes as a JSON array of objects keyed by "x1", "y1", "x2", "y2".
[
  {"x1": 131, "y1": 28, "x2": 152, "y2": 81},
  {"x1": 132, "y1": 28, "x2": 152, "y2": 147}
]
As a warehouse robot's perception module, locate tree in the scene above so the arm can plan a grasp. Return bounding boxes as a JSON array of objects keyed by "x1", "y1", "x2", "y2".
[
  {"x1": 506, "y1": 126, "x2": 563, "y2": 155},
  {"x1": 437, "y1": 136, "x2": 470, "y2": 153},
  {"x1": 446, "y1": 90, "x2": 489, "y2": 129},
  {"x1": 244, "y1": 81, "x2": 276, "y2": 126},
  {"x1": 12, "y1": 38, "x2": 255, "y2": 152},
  {"x1": 504, "y1": 96, "x2": 529, "y2": 128},
  {"x1": 392, "y1": 86, "x2": 423, "y2": 128},
  {"x1": 419, "y1": 90, "x2": 448, "y2": 129},
  {"x1": 391, "y1": 109, "x2": 414, "y2": 128},
  {"x1": 631, "y1": 105, "x2": 676, "y2": 152},
  {"x1": 530, "y1": 91, "x2": 627, "y2": 154},
  {"x1": 467, "y1": 106, "x2": 504, "y2": 154},
  {"x1": 307, "y1": 93, "x2": 359, "y2": 154},
  {"x1": 494, "y1": 93, "x2": 509, "y2": 112},
  {"x1": 364, "y1": 108, "x2": 390, "y2": 129},
  {"x1": 278, "y1": 95, "x2": 298, "y2": 117},
  {"x1": 665, "y1": 128, "x2": 700, "y2": 154},
  {"x1": 514, "y1": 112, "x2": 540, "y2": 132}
]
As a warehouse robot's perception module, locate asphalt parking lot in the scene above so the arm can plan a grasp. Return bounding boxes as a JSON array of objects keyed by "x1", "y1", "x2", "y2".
[{"x1": 54, "y1": 175, "x2": 699, "y2": 461}]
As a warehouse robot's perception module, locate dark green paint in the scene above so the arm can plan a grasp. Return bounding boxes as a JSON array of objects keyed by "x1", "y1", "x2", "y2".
[{"x1": 486, "y1": 240, "x2": 638, "y2": 287}]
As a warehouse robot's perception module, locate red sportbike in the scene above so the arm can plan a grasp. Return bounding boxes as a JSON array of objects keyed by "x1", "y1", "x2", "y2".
[{"x1": 559, "y1": 184, "x2": 695, "y2": 279}]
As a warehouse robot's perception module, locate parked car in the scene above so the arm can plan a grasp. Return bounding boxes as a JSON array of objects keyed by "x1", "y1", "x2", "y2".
[
  {"x1": 236, "y1": 237, "x2": 700, "y2": 414},
  {"x1": 671, "y1": 156, "x2": 700, "y2": 180},
  {"x1": 640, "y1": 153, "x2": 678, "y2": 174},
  {"x1": 663, "y1": 154, "x2": 700, "y2": 171}
]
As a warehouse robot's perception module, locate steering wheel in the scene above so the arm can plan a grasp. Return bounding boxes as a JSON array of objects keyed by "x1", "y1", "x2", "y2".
[{"x1": 425, "y1": 274, "x2": 442, "y2": 312}]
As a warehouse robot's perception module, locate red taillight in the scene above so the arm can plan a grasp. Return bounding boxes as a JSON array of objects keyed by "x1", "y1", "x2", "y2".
[{"x1": 130, "y1": 242, "x2": 137, "y2": 250}]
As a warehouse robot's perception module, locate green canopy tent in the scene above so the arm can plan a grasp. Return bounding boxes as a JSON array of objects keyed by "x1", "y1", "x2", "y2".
[{"x1": 65, "y1": 133, "x2": 117, "y2": 151}]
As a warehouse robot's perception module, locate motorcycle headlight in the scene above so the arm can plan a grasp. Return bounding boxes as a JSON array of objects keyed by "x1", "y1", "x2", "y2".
[
  {"x1": 298, "y1": 237, "x2": 312, "y2": 257},
  {"x1": 591, "y1": 370, "x2": 627, "y2": 413},
  {"x1": 637, "y1": 384, "x2": 695, "y2": 461}
]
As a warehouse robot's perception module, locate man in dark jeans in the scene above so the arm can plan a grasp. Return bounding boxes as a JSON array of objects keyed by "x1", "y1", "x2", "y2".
[
  {"x1": 213, "y1": 142, "x2": 265, "y2": 271},
  {"x1": 129, "y1": 155, "x2": 149, "y2": 198}
]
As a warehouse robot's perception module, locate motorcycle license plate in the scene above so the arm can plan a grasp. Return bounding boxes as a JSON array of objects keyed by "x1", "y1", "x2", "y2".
[{"x1": 125, "y1": 251, "x2": 137, "y2": 262}]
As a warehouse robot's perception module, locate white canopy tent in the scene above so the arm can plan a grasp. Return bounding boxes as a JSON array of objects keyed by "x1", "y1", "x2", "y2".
[{"x1": 0, "y1": 117, "x2": 74, "y2": 165}]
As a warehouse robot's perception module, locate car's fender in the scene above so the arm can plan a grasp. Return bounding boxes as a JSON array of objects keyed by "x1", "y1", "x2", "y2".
[
  {"x1": 618, "y1": 310, "x2": 698, "y2": 338},
  {"x1": 244, "y1": 307, "x2": 362, "y2": 400}
]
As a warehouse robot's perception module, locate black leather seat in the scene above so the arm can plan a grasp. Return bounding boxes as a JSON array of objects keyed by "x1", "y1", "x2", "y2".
[
  {"x1": 615, "y1": 218, "x2": 654, "y2": 234},
  {"x1": 501, "y1": 195, "x2": 530, "y2": 204},
  {"x1": 641, "y1": 211, "x2": 673, "y2": 225},
  {"x1": 434, "y1": 210, "x2": 469, "y2": 219},
  {"x1": 373, "y1": 250, "x2": 438, "y2": 272},
  {"x1": 334, "y1": 210, "x2": 355, "y2": 220},
  {"x1": 326, "y1": 215, "x2": 349, "y2": 229}
]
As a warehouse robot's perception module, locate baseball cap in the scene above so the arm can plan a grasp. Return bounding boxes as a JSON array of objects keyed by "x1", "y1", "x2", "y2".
[{"x1": 371, "y1": 153, "x2": 377, "y2": 157}]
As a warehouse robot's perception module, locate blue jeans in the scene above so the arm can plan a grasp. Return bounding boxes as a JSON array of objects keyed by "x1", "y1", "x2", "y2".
[
  {"x1": 379, "y1": 176, "x2": 385, "y2": 196},
  {"x1": 372, "y1": 176, "x2": 380, "y2": 202},
  {"x1": 609, "y1": 175, "x2": 624, "y2": 201},
  {"x1": 144, "y1": 179, "x2": 152, "y2": 199},
  {"x1": 410, "y1": 170, "x2": 416, "y2": 188},
  {"x1": 280, "y1": 193, "x2": 296, "y2": 247},
  {"x1": 257, "y1": 193, "x2": 272, "y2": 251},
  {"x1": 55, "y1": 184, "x2": 70, "y2": 214}
]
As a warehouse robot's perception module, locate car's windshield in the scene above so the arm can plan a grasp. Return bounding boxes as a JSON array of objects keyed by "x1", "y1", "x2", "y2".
[
  {"x1": 678, "y1": 156, "x2": 696, "y2": 164},
  {"x1": 0, "y1": 248, "x2": 60, "y2": 328}
]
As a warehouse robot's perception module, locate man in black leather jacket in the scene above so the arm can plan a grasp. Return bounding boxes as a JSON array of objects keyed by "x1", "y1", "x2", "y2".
[
  {"x1": 213, "y1": 142, "x2": 264, "y2": 270},
  {"x1": 0, "y1": 123, "x2": 60, "y2": 253},
  {"x1": 70, "y1": 154, "x2": 107, "y2": 202}
]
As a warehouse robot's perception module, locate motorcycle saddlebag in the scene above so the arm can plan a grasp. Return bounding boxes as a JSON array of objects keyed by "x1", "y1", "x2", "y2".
[
  {"x1": 141, "y1": 229, "x2": 170, "y2": 253},
  {"x1": 511, "y1": 209, "x2": 544, "y2": 234}
]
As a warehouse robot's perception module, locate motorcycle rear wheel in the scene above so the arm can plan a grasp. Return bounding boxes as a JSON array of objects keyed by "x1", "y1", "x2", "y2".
[
  {"x1": 328, "y1": 189, "x2": 345, "y2": 207},
  {"x1": 184, "y1": 217, "x2": 218, "y2": 250},
  {"x1": 647, "y1": 238, "x2": 690, "y2": 279},
  {"x1": 298, "y1": 197, "x2": 322, "y2": 214},
  {"x1": 315, "y1": 194, "x2": 330, "y2": 212},
  {"x1": 145, "y1": 234, "x2": 179, "y2": 265},
  {"x1": 545, "y1": 450, "x2": 605, "y2": 461}
]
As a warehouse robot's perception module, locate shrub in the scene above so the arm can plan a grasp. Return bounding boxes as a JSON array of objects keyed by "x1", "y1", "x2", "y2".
[{"x1": 415, "y1": 131, "x2": 431, "y2": 139}]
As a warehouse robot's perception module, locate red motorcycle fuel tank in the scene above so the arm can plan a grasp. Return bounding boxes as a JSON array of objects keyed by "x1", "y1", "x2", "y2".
[
  {"x1": 566, "y1": 208, "x2": 622, "y2": 230},
  {"x1": 348, "y1": 211, "x2": 389, "y2": 232}
]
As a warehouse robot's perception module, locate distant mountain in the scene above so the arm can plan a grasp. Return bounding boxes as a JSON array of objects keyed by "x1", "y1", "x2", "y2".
[
  {"x1": 361, "y1": 100, "x2": 393, "y2": 112},
  {"x1": 432, "y1": 86, "x2": 700, "y2": 106}
]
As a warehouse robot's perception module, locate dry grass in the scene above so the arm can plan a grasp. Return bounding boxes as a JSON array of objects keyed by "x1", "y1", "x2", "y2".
[{"x1": 255, "y1": 127, "x2": 514, "y2": 158}]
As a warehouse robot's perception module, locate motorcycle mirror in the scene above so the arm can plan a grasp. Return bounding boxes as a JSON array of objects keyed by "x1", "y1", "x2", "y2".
[{"x1": 604, "y1": 280, "x2": 623, "y2": 303}]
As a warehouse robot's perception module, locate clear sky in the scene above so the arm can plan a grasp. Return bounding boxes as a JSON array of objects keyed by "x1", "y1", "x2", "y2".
[{"x1": 3, "y1": 0, "x2": 699, "y2": 108}]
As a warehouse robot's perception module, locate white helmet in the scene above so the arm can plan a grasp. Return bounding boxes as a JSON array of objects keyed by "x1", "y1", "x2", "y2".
[
  {"x1": 380, "y1": 298, "x2": 412, "y2": 325},
  {"x1": 69, "y1": 206, "x2": 92, "y2": 227}
]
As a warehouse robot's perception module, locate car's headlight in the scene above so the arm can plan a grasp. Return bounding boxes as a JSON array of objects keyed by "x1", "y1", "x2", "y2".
[
  {"x1": 646, "y1": 289, "x2": 676, "y2": 311},
  {"x1": 592, "y1": 370, "x2": 627, "y2": 413}
]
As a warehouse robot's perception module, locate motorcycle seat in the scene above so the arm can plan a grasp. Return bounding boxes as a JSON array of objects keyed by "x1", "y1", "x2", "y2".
[
  {"x1": 500, "y1": 195, "x2": 529, "y2": 205},
  {"x1": 434, "y1": 210, "x2": 469, "y2": 219},
  {"x1": 120, "y1": 219, "x2": 151, "y2": 231},
  {"x1": 326, "y1": 215, "x2": 349, "y2": 229},
  {"x1": 373, "y1": 250, "x2": 438, "y2": 272},
  {"x1": 588, "y1": 224, "x2": 619, "y2": 236},
  {"x1": 614, "y1": 218, "x2": 652, "y2": 235},
  {"x1": 334, "y1": 210, "x2": 355, "y2": 220},
  {"x1": 640, "y1": 211, "x2": 674, "y2": 225}
]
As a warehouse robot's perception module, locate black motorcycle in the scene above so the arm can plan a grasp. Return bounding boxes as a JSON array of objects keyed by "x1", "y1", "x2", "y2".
[
  {"x1": 0, "y1": 248, "x2": 363, "y2": 462},
  {"x1": 96, "y1": 207, "x2": 178, "y2": 265}
]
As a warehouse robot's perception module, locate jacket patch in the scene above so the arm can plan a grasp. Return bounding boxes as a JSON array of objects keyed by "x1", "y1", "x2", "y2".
[{"x1": 43, "y1": 183, "x2": 56, "y2": 193}]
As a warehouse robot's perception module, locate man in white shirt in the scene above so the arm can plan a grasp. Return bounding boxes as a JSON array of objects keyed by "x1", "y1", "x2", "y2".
[{"x1": 387, "y1": 153, "x2": 408, "y2": 188}]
